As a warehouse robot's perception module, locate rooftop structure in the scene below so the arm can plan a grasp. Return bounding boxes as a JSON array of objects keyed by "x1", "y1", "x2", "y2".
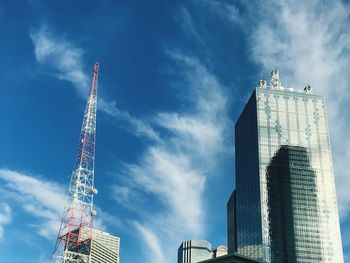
[
  {"x1": 212, "y1": 246, "x2": 228, "y2": 258},
  {"x1": 178, "y1": 240, "x2": 212, "y2": 263}
]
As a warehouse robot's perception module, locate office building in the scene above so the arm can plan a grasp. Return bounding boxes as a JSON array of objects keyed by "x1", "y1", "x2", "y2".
[
  {"x1": 178, "y1": 240, "x2": 212, "y2": 263},
  {"x1": 73, "y1": 227, "x2": 120, "y2": 263},
  {"x1": 228, "y1": 70, "x2": 343, "y2": 262}
]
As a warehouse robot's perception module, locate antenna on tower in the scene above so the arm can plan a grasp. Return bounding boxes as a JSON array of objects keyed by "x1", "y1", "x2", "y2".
[{"x1": 53, "y1": 62, "x2": 99, "y2": 263}]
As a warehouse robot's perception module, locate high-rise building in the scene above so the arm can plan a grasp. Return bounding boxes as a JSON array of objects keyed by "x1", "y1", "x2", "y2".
[
  {"x1": 178, "y1": 240, "x2": 212, "y2": 263},
  {"x1": 228, "y1": 70, "x2": 343, "y2": 262},
  {"x1": 79, "y1": 228, "x2": 120, "y2": 263}
]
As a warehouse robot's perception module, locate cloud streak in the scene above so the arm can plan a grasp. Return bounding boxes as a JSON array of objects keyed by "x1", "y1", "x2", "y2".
[
  {"x1": 0, "y1": 168, "x2": 118, "y2": 240},
  {"x1": 98, "y1": 99, "x2": 160, "y2": 141},
  {"x1": 134, "y1": 222, "x2": 167, "y2": 262},
  {"x1": 30, "y1": 25, "x2": 160, "y2": 141},
  {"x1": 0, "y1": 168, "x2": 65, "y2": 239},
  {"x1": 203, "y1": 0, "x2": 241, "y2": 25},
  {"x1": 30, "y1": 25, "x2": 89, "y2": 97},
  {"x1": 0, "y1": 202, "x2": 12, "y2": 241},
  {"x1": 112, "y1": 51, "x2": 230, "y2": 262}
]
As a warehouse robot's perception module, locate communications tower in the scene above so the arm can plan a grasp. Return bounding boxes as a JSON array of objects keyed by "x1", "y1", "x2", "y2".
[{"x1": 53, "y1": 62, "x2": 99, "y2": 263}]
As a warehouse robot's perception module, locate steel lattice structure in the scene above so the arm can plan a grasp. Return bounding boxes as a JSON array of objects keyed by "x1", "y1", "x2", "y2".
[{"x1": 53, "y1": 62, "x2": 99, "y2": 263}]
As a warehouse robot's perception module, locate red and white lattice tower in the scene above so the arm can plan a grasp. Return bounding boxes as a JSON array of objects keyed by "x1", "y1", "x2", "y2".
[{"x1": 53, "y1": 62, "x2": 99, "y2": 263}]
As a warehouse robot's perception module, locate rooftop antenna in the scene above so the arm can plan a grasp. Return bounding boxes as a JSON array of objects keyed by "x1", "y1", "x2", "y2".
[
  {"x1": 258, "y1": 79, "x2": 267, "y2": 88},
  {"x1": 270, "y1": 69, "x2": 282, "y2": 89},
  {"x1": 304, "y1": 84, "x2": 312, "y2": 94}
]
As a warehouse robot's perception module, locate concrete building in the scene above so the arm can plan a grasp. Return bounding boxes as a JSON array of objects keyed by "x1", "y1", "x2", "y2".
[
  {"x1": 228, "y1": 70, "x2": 343, "y2": 262},
  {"x1": 178, "y1": 240, "x2": 212, "y2": 263},
  {"x1": 79, "y1": 227, "x2": 120, "y2": 263}
]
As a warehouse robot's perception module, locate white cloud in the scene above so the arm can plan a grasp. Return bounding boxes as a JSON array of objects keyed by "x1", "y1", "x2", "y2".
[
  {"x1": 30, "y1": 25, "x2": 89, "y2": 96},
  {"x1": 0, "y1": 168, "x2": 117, "y2": 240},
  {"x1": 176, "y1": 7, "x2": 205, "y2": 45},
  {"x1": 94, "y1": 208, "x2": 123, "y2": 231},
  {"x1": 155, "y1": 113, "x2": 222, "y2": 160},
  {"x1": 0, "y1": 169, "x2": 65, "y2": 239},
  {"x1": 0, "y1": 202, "x2": 12, "y2": 241},
  {"x1": 128, "y1": 147, "x2": 206, "y2": 233},
  {"x1": 30, "y1": 25, "x2": 159, "y2": 141},
  {"x1": 112, "y1": 52, "x2": 230, "y2": 263},
  {"x1": 98, "y1": 99, "x2": 160, "y2": 141},
  {"x1": 203, "y1": 0, "x2": 240, "y2": 25},
  {"x1": 134, "y1": 222, "x2": 166, "y2": 263}
]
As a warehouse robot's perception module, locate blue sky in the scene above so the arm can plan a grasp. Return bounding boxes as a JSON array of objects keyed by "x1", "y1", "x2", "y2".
[{"x1": 0, "y1": 0, "x2": 350, "y2": 262}]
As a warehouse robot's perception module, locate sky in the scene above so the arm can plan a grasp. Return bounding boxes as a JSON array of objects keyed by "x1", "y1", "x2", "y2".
[{"x1": 0, "y1": 0, "x2": 350, "y2": 262}]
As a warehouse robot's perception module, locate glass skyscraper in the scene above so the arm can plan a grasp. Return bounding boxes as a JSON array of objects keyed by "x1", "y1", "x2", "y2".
[{"x1": 228, "y1": 70, "x2": 343, "y2": 262}]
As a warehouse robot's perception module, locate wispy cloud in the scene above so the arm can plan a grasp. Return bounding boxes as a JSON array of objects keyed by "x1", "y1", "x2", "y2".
[
  {"x1": 128, "y1": 146, "x2": 206, "y2": 233},
  {"x1": 203, "y1": 0, "x2": 241, "y2": 25},
  {"x1": 0, "y1": 168, "x2": 65, "y2": 239},
  {"x1": 30, "y1": 25, "x2": 159, "y2": 141},
  {"x1": 176, "y1": 7, "x2": 205, "y2": 45},
  {"x1": 112, "y1": 51, "x2": 230, "y2": 262},
  {"x1": 98, "y1": 99, "x2": 160, "y2": 141},
  {"x1": 134, "y1": 222, "x2": 166, "y2": 262},
  {"x1": 0, "y1": 202, "x2": 12, "y2": 241},
  {"x1": 30, "y1": 25, "x2": 89, "y2": 97},
  {"x1": 0, "y1": 168, "x2": 118, "y2": 239}
]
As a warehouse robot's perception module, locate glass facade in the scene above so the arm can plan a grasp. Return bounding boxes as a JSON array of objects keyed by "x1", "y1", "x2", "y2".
[
  {"x1": 266, "y1": 145, "x2": 322, "y2": 262},
  {"x1": 235, "y1": 91, "x2": 262, "y2": 259},
  {"x1": 227, "y1": 190, "x2": 237, "y2": 254},
  {"x1": 233, "y1": 85, "x2": 343, "y2": 262}
]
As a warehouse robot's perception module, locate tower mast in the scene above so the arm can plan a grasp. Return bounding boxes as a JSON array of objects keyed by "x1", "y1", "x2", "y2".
[{"x1": 53, "y1": 62, "x2": 99, "y2": 263}]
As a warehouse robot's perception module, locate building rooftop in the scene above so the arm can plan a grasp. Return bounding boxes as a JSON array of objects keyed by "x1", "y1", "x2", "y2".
[{"x1": 198, "y1": 253, "x2": 261, "y2": 263}]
